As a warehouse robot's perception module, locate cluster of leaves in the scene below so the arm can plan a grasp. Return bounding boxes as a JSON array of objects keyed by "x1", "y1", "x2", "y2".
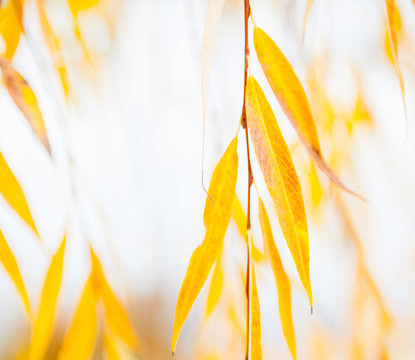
[
  {"x1": 172, "y1": 0, "x2": 407, "y2": 359},
  {"x1": 0, "y1": 0, "x2": 138, "y2": 358}
]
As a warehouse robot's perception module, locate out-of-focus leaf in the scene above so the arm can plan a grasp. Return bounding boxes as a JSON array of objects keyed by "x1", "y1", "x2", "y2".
[
  {"x1": 36, "y1": 0, "x2": 70, "y2": 99},
  {"x1": 205, "y1": 254, "x2": 224, "y2": 318},
  {"x1": 29, "y1": 236, "x2": 66, "y2": 360},
  {"x1": 301, "y1": 0, "x2": 315, "y2": 42},
  {"x1": 385, "y1": 0, "x2": 406, "y2": 117},
  {"x1": 0, "y1": 57, "x2": 51, "y2": 154},
  {"x1": 172, "y1": 137, "x2": 238, "y2": 353},
  {"x1": 253, "y1": 27, "x2": 361, "y2": 199},
  {"x1": 247, "y1": 231, "x2": 262, "y2": 360},
  {"x1": 90, "y1": 248, "x2": 137, "y2": 349},
  {"x1": 57, "y1": 278, "x2": 97, "y2": 360},
  {"x1": 245, "y1": 76, "x2": 312, "y2": 308},
  {"x1": 307, "y1": 161, "x2": 323, "y2": 209},
  {"x1": 233, "y1": 197, "x2": 264, "y2": 262},
  {"x1": 68, "y1": 0, "x2": 99, "y2": 17},
  {"x1": 201, "y1": 0, "x2": 226, "y2": 162},
  {"x1": 0, "y1": 152, "x2": 39, "y2": 237},
  {"x1": 258, "y1": 198, "x2": 296, "y2": 359},
  {"x1": 0, "y1": 0, "x2": 24, "y2": 59},
  {"x1": 0, "y1": 228, "x2": 30, "y2": 315},
  {"x1": 347, "y1": 93, "x2": 373, "y2": 133}
]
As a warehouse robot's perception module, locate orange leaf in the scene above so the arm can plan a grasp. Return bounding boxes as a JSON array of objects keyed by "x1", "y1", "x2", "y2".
[
  {"x1": 0, "y1": 228, "x2": 30, "y2": 315},
  {"x1": 253, "y1": 27, "x2": 361, "y2": 200},
  {"x1": 57, "y1": 278, "x2": 97, "y2": 360},
  {"x1": 0, "y1": 152, "x2": 39, "y2": 237},
  {"x1": 258, "y1": 198, "x2": 296, "y2": 359},
  {"x1": 0, "y1": 57, "x2": 51, "y2": 154},
  {"x1": 247, "y1": 231, "x2": 262, "y2": 360},
  {"x1": 172, "y1": 137, "x2": 238, "y2": 353},
  {"x1": 29, "y1": 236, "x2": 66, "y2": 360},
  {"x1": 245, "y1": 76, "x2": 312, "y2": 307}
]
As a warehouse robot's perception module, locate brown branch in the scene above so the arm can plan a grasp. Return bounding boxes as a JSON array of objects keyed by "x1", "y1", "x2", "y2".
[{"x1": 242, "y1": 0, "x2": 252, "y2": 358}]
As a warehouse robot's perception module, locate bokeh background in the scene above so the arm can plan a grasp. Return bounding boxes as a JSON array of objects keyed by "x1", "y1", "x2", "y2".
[{"x1": 1, "y1": 0, "x2": 415, "y2": 358}]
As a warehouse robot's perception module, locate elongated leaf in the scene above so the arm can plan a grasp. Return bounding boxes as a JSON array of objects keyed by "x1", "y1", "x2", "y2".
[
  {"x1": 258, "y1": 198, "x2": 296, "y2": 359},
  {"x1": 0, "y1": 152, "x2": 39, "y2": 237},
  {"x1": 57, "y1": 278, "x2": 97, "y2": 360},
  {"x1": 385, "y1": 0, "x2": 406, "y2": 117},
  {"x1": 0, "y1": 0, "x2": 23, "y2": 59},
  {"x1": 68, "y1": 0, "x2": 99, "y2": 17},
  {"x1": 201, "y1": 0, "x2": 226, "y2": 165},
  {"x1": 247, "y1": 231, "x2": 262, "y2": 360},
  {"x1": 245, "y1": 76, "x2": 312, "y2": 307},
  {"x1": 301, "y1": 0, "x2": 315, "y2": 42},
  {"x1": 253, "y1": 27, "x2": 361, "y2": 199},
  {"x1": 90, "y1": 248, "x2": 137, "y2": 348},
  {"x1": 0, "y1": 228, "x2": 30, "y2": 315},
  {"x1": 29, "y1": 236, "x2": 66, "y2": 360},
  {"x1": 0, "y1": 57, "x2": 51, "y2": 154},
  {"x1": 172, "y1": 137, "x2": 238, "y2": 352},
  {"x1": 233, "y1": 197, "x2": 264, "y2": 262},
  {"x1": 205, "y1": 254, "x2": 224, "y2": 318}
]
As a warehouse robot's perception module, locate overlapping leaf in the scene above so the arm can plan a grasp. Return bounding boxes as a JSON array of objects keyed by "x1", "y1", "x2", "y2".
[
  {"x1": 0, "y1": 57, "x2": 51, "y2": 154},
  {"x1": 258, "y1": 198, "x2": 296, "y2": 359},
  {"x1": 245, "y1": 76, "x2": 312, "y2": 307},
  {"x1": 0, "y1": 152, "x2": 39, "y2": 237},
  {"x1": 172, "y1": 137, "x2": 238, "y2": 353},
  {"x1": 0, "y1": 228, "x2": 30, "y2": 315},
  {"x1": 57, "y1": 278, "x2": 97, "y2": 360},
  {"x1": 205, "y1": 253, "x2": 224, "y2": 318},
  {"x1": 247, "y1": 231, "x2": 262, "y2": 360},
  {"x1": 90, "y1": 248, "x2": 137, "y2": 349},
  {"x1": 253, "y1": 27, "x2": 361, "y2": 199},
  {"x1": 29, "y1": 236, "x2": 66, "y2": 360},
  {"x1": 0, "y1": 0, "x2": 24, "y2": 59}
]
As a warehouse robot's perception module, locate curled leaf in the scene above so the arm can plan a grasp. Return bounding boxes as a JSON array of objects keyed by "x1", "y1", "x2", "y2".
[
  {"x1": 0, "y1": 152, "x2": 39, "y2": 237},
  {"x1": 0, "y1": 228, "x2": 30, "y2": 315},
  {"x1": 172, "y1": 137, "x2": 238, "y2": 353},
  {"x1": 90, "y1": 248, "x2": 137, "y2": 349},
  {"x1": 245, "y1": 76, "x2": 312, "y2": 307},
  {"x1": 247, "y1": 231, "x2": 262, "y2": 360},
  {"x1": 253, "y1": 27, "x2": 361, "y2": 199},
  {"x1": 0, "y1": 57, "x2": 51, "y2": 154},
  {"x1": 57, "y1": 278, "x2": 97, "y2": 360},
  {"x1": 29, "y1": 236, "x2": 66, "y2": 360},
  {"x1": 258, "y1": 198, "x2": 296, "y2": 359}
]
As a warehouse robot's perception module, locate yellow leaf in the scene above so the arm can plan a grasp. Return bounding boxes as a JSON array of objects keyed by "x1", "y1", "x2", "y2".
[
  {"x1": 172, "y1": 137, "x2": 238, "y2": 352},
  {"x1": 0, "y1": 57, "x2": 51, "y2": 154},
  {"x1": 57, "y1": 278, "x2": 97, "y2": 360},
  {"x1": 233, "y1": 197, "x2": 264, "y2": 262},
  {"x1": 90, "y1": 248, "x2": 137, "y2": 348},
  {"x1": 37, "y1": 0, "x2": 70, "y2": 99},
  {"x1": 258, "y1": 198, "x2": 296, "y2": 359},
  {"x1": 247, "y1": 231, "x2": 262, "y2": 360},
  {"x1": 385, "y1": 0, "x2": 406, "y2": 117},
  {"x1": 301, "y1": 0, "x2": 315, "y2": 42},
  {"x1": 0, "y1": 228, "x2": 30, "y2": 315},
  {"x1": 253, "y1": 27, "x2": 361, "y2": 199},
  {"x1": 68, "y1": 0, "x2": 100, "y2": 17},
  {"x1": 0, "y1": 152, "x2": 39, "y2": 237},
  {"x1": 0, "y1": 0, "x2": 24, "y2": 59},
  {"x1": 206, "y1": 254, "x2": 224, "y2": 318},
  {"x1": 29, "y1": 236, "x2": 66, "y2": 360},
  {"x1": 201, "y1": 0, "x2": 226, "y2": 164},
  {"x1": 245, "y1": 76, "x2": 312, "y2": 307},
  {"x1": 103, "y1": 330, "x2": 135, "y2": 360}
]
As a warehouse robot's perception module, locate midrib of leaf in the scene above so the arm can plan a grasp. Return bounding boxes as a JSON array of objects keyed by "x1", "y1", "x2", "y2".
[{"x1": 249, "y1": 79, "x2": 307, "y2": 283}]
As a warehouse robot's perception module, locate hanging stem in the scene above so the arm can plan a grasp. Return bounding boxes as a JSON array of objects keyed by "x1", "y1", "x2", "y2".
[{"x1": 242, "y1": 0, "x2": 252, "y2": 358}]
